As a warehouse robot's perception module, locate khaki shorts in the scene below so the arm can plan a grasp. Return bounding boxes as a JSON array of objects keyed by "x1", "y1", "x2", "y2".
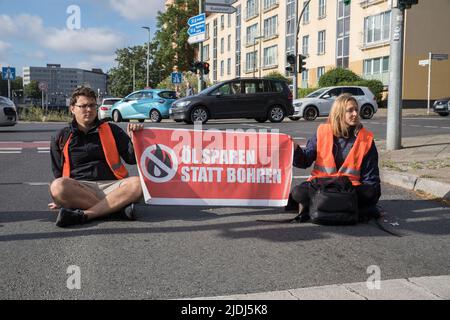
[{"x1": 77, "y1": 180, "x2": 126, "y2": 200}]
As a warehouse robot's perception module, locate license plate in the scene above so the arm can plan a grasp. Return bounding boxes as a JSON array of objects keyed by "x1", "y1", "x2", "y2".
[{"x1": 169, "y1": 109, "x2": 173, "y2": 114}]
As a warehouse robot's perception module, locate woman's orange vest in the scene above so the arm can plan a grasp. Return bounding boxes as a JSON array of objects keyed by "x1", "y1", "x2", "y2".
[
  {"x1": 308, "y1": 124, "x2": 373, "y2": 186},
  {"x1": 62, "y1": 122, "x2": 129, "y2": 179}
]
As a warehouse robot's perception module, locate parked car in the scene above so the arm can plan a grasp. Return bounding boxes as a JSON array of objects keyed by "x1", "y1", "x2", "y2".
[
  {"x1": 169, "y1": 77, "x2": 294, "y2": 124},
  {"x1": 290, "y1": 86, "x2": 378, "y2": 121},
  {"x1": 0, "y1": 96, "x2": 17, "y2": 126},
  {"x1": 98, "y1": 97, "x2": 122, "y2": 120},
  {"x1": 111, "y1": 89, "x2": 177, "y2": 123},
  {"x1": 432, "y1": 97, "x2": 450, "y2": 116}
]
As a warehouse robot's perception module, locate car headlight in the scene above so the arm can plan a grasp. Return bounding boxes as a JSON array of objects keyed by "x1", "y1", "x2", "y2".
[
  {"x1": 176, "y1": 101, "x2": 191, "y2": 108},
  {"x1": 294, "y1": 102, "x2": 303, "y2": 108}
]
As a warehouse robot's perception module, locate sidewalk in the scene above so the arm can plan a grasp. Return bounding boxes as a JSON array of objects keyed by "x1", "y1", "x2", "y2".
[{"x1": 187, "y1": 275, "x2": 450, "y2": 300}]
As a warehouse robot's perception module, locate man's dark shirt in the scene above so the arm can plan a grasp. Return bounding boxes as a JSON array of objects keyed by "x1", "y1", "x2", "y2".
[{"x1": 50, "y1": 119, "x2": 136, "y2": 181}]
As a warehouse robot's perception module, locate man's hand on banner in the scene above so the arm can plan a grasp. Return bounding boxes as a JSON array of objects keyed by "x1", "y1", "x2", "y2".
[{"x1": 127, "y1": 123, "x2": 144, "y2": 139}]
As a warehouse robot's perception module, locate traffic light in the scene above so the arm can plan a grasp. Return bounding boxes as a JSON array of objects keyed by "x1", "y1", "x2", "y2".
[
  {"x1": 286, "y1": 54, "x2": 296, "y2": 73},
  {"x1": 190, "y1": 61, "x2": 197, "y2": 73},
  {"x1": 343, "y1": 0, "x2": 351, "y2": 5},
  {"x1": 299, "y1": 54, "x2": 307, "y2": 73},
  {"x1": 203, "y1": 62, "x2": 210, "y2": 75}
]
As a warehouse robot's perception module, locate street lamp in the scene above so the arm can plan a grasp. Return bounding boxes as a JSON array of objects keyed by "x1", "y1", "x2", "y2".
[
  {"x1": 253, "y1": 35, "x2": 263, "y2": 78},
  {"x1": 142, "y1": 26, "x2": 151, "y2": 88}
]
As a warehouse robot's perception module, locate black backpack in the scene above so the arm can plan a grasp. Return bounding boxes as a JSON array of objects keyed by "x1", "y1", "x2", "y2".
[{"x1": 308, "y1": 177, "x2": 358, "y2": 225}]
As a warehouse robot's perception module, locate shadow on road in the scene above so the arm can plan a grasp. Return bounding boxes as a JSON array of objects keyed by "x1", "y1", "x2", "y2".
[{"x1": 0, "y1": 199, "x2": 448, "y2": 243}]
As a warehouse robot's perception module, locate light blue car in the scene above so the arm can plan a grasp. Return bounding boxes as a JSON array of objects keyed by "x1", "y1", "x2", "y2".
[{"x1": 111, "y1": 89, "x2": 177, "y2": 123}]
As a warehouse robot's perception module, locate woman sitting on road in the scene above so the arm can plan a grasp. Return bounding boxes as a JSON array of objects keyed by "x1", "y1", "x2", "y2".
[{"x1": 286, "y1": 93, "x2": 382, "y2": 221}]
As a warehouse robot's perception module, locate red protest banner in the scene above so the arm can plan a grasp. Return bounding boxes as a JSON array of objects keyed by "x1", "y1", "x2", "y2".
[{"x1": 133, "y1": 127, "x2": 293, "y2": 206}]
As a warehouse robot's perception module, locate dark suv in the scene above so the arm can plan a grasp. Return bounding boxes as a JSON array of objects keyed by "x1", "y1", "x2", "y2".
[{"x1": 169, "y1": 78, "x2": 294, "y2": 124}]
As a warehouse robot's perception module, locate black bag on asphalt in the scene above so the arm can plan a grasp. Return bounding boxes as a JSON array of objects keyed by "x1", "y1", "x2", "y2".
[{"x1": 309, "y1": 176, "x2": 359, "y2": 225}]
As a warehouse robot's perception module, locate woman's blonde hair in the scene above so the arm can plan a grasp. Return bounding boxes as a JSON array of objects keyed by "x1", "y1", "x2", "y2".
[{"x1": 327, "y1": 93, "x2": 360, "y2": 138}]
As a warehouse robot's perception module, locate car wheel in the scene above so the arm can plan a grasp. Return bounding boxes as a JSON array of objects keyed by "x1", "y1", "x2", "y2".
[
  {"x1": 303, "y1": 106, "x2": 318, "y2": 121},
  {"x1": 255, "y1": 117, "x2": 267, "y2": 123},
  {"x1": 438, "y1": 112, "x2": 449, "y2": 117},
  {"x1": 138, "y1": 119, "x2": 145, "y2": 123},
  {"x1": 113, "y1": 110, "x2": 122, "y2": 122},
  {"x1": 289, "y1": 116, "x2": 300, "y2": 121},
  {"x1": 268, "y1": 105, "x2": 286, "y2": 123},
  {"x1": 190, "y1": 106, "x2": 209, "y2": 124},
  {"x1": 150, "y1": 109, "x2": 162, "y2": 123},
  {"x1": 360, "y1": 104, "x2": 375, "y2": 119}
]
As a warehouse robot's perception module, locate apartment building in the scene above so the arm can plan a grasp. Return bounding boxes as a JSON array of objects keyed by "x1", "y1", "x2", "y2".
[
  {"x1": 22, "y1": 64, "x2": 107, "y2": 107},
  {"x1": 196, "y1": 0, "x2": 450, "y2": 106}
]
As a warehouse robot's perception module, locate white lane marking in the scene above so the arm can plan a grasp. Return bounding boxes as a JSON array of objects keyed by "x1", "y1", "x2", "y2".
[
  {"x1": 292, "y1": 137, "x2": 306, "y2": 140},
  {"x1": 24, "y1": 182, "x2": 50, "y2": 186},
  {"x1": 292, "y1": 176, "x2": 310, "y2": 179},
  {"x1": 424, "y1": 126, "x2": 439, "y2": 128},
  {"x1": 0, "y1": 151, "x2": 22, "y2": 154},
  {"x1": 0, "y1": 148, "x2": 22, "y2": 150},
  {"x1": 37, "y1": 151, "x2": 50, "y2": 154}
]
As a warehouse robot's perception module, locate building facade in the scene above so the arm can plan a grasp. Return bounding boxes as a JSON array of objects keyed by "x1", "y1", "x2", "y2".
[
  {"x1": 22, "y1": 64, "x2": 107, "y2": 107},
  {"x1": 198, "y1": 0, "x2": 450, "y2": 105}
]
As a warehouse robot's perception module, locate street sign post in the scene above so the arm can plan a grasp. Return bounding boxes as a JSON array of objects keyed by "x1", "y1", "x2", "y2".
[
  {"x1": 171, "y1": 72, "x2": 183, "y2": 84},
  {"x1": 204, "y1": 3, "x2": 237, "y2": 13},
  {"x1": 38, "y1": 82, "x2": 48, "y2": 110},
  {"x1": 420, "y1": 53, "x2": 449, "y2": 114},
  {"x1": 2, "y1": 67, "x2": 16, "y2": 99},
  {"x1": 205, "y1": 0, "x2": 237, "y2": 5},
  {"x1": 187, "y1": 13, "x2": 206, "y2": 45}
]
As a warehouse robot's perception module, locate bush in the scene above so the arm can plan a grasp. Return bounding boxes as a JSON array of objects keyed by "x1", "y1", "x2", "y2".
[
  {"x1": 263, "y1": 71, "x2": 290, "y2": 83},
  {"x1": 19, "y1": 106, "x2": 72, "y2": 122},
  {"x1": 298, "y1": 87, "x2": 318, "y2": 98},
  {"x1": 337, "y1": 79, "x2": 384, "y2": 103},
  {"x1": 318, "y1": 68, "x2": 361, "y2": 87}
]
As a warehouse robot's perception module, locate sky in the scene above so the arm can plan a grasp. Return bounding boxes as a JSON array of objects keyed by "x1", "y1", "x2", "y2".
[{"x1": 0, "y1": 0, "x2": 166, "y2": 76}]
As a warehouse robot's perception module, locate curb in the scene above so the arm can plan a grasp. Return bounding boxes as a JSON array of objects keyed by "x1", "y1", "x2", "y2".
[{"x1": 380, "y1": 169, "x2": 450, "y2": 201}]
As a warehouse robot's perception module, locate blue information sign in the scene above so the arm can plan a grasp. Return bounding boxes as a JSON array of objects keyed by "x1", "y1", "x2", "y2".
[
  {"x1": 171, "y1": 72, "x2": 183, "y2": 84},
  {"x1": 2, "y1": 67, "x2": 16, "y2": 80}
]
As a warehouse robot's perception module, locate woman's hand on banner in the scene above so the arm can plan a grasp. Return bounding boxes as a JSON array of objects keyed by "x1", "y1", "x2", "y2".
[{"x1": 127, "y1": 123, "x2": 144, "y2": 138}]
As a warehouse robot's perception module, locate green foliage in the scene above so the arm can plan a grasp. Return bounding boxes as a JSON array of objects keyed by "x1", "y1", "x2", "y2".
[
  {"x1": 19, "y1": 106, "x2": 71, "y2": 122},
  {"x1": 24, "y1": 80, "x2": 41, "y2": 99},
  {"x1": 298, "y1": 87, "x2": 319, "y2": 98},
  {"x1": 318, "y1": 68, "x2": 361, "y2": 87},
  {"x1": 263, "y1": 71, "x2": 289, "y2": 83},
  {"x1": 338, "y1": 79, "x2": 384, "y2": 103},
  {"x1": 153, "y1": 0, "x2": 198, "y2": 74}
]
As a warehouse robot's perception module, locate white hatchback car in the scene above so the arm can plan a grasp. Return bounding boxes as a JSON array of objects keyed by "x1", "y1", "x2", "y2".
[
  {"x1": 0, "y1": 96, "x2": 17, "y2": 126},
  {"x1": 98, "y1": 97, "x2": 122, "y2": 120},
  {"x1": 290, "y1": 86, "x2": 378, "y2": 121}
]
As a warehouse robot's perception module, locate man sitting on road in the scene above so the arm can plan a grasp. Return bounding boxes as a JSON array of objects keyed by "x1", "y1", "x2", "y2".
[{"x1": 49, "y1": 86, "x2": 144, "y2": 227}]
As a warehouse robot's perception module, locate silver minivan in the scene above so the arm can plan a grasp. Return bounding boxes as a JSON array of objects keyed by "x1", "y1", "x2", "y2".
[
  {"x1": 290, "y1": 86, "x2": 379, "y2": 121},
  {"x1": 0, "y1": 96, "x2": 17, "y2": 126}
]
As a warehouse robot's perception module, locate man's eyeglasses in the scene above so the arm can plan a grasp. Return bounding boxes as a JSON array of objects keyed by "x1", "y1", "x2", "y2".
[{"x1": 75, "y1": 104, "x2": 97, "y2": 110}]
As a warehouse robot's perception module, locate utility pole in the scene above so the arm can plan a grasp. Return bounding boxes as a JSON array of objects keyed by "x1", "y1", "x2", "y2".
[
  {"x1": 198, "y1": 0, "x2": 204, "y2": 93},
  {"x1": 293, "y1": 0, "x2": 311, "y2": 99},
  {"x1": 386, "y1": 5, "x2": 405, "y2": 150},
  {"x1": 142, "y1": 26, "x2": 151, "y2": 88},
  {"x1": 427, "y1": 51, "x2": 432, "y2": 115}
]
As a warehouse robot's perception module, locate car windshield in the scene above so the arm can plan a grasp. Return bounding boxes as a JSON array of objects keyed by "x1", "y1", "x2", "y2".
[{"x1": 306, "y1": 88, "x2": 328, "y2": 98}]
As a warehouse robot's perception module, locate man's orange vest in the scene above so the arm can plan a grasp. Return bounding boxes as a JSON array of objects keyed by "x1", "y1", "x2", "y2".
[
  {"x1": 62, "y1": 122, "x2": 129, "y2": 180},
  {"x1": 308, "y1": 124, "x2": 373, "y2": 186}
]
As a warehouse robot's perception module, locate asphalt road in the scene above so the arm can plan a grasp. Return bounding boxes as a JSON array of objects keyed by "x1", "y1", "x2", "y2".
[{"x1": 1, "y1": 114, "x2": 449, "y2": 299}]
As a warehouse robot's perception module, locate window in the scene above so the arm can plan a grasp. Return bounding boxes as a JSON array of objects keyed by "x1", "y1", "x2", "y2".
[
  {"x1": 212, "y1": 84, "x2": 232, "y2": 95},
  {"x1": 236, "y1": 5, "x2": 242, "y2": 77},
  {"x1": 364, "y1": 56, "x2": 390, "y2": 75},
  {"x1": 221, "y1": 15, "x2": 224, "y2": 30},
  {"x1": 336, "y1": 0, "x2": 350, "y2": 68},
  {"x1": 246, "y1": 0, "x2": 258, "y2": 19},
  {"x1": 220, "y1": 60, "x2": 224, "y2": 76},
  {"x1": 301, "y1": 69, "x2": 309, "y2": 88},
  {"x1": 231, "y1": 81, "x2": 241, "y2": 94},
  {"x1": 285, "y1": 0, "x2": 295, "y2": 69},
  {"x1": 318, "y1": 30, "x2": 326, "y2": 54},
  {"x1": 303, "y1": 1, "x2": 310, "y2": 24},
  {"x1": 318, "y1": 0, "x2": 326, "y2": 18},
  {"x1": 302, "y1": 35, "x2": 309, "y2": 55},
  {"x1": 342, "y1": 87, "x2": 364, "y2": 96},
  {"x1": 228, "y1": 14, "x2": 231, "y2": 28},
  {"x1": 227, "y1": 58, "x2": 231, "y2": 75},
  {"x1": 264, "y1": 15, "x2": 277, "y2": 38},
  {"x1": 246, "y1": 23, "x2": 258, "y2": 45},
  {"x1": 203, "y1": 45, "x2": 209, "y2": 60},
  {"x1": 221, "y1": 38, "x2": 224, "y2": 54},
  {"x1": 364, "y1": 11, "x2": 391, "y2": 45},
  {"x1": 264, "y1": 0, "x2": 277, "y2": 10},
  {"x1": 228, "y1": 35, "x2": 231, "y2": 51},
  {"x1": 243, "y1": 80, "x2": 264, "y2": 94},
  {"x1": 317, "y1": 66, "x2": 325, "y2": 80},
  {"x1": 246, "y1": 51, "x2": 257, "y2": 72},
  {"x1": 264, "y1": 45, "x2": 278, "y2": 67},
  {"x1": 206, "y1": 23, "x2": 210, "y2": 38}
]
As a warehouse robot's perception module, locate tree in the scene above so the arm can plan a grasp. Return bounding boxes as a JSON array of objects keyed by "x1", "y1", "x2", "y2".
[
  {"x1": 318, "y1": 67, "x2": 361, "y2": 87},
  {"x1": 24, "y1": 80, "x2": 41, "y2": 100},
  {"x1": 108, "y1": 45, "x2": 148, "y2": 97},
  {"x1": 153, "y1": 0, "x2": 198, "y2": 74},
  {"x1": 0, "y1": 76, "x2": 23, "y2": 97},
  {"x1": 263, "y1": 71, "x2": 290, "y2": 83}
]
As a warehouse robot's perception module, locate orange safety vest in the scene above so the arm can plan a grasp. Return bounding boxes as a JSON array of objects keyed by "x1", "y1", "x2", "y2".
[
  {"x1": 62, "y1": 122, "x2": 129, "y2": 180},
  {"x1": 308, "y1": 124, "x2": 373, "y2": 186}
]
